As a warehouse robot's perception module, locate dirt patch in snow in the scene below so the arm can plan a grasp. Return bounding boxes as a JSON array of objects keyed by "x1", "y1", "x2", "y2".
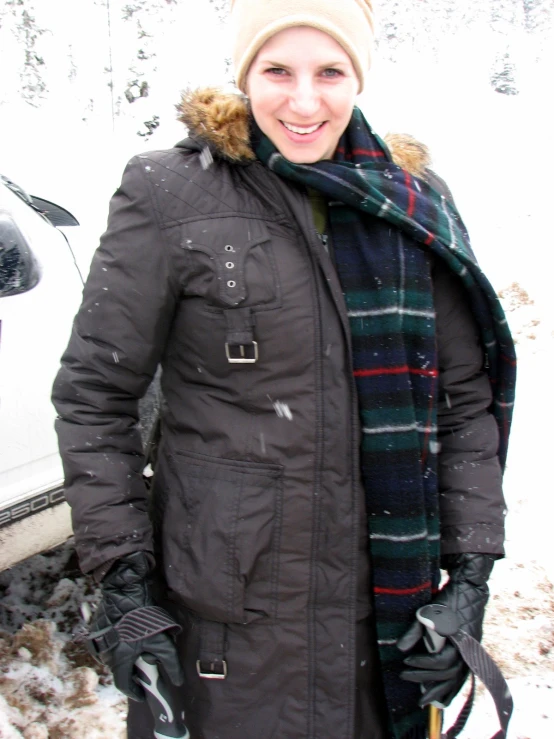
[
  {"x1": 498, "y1": 281, "x2": 552, "y2": 349},
  {"x1": 485, "y1": 560, "x2": 554, "y2": 677},
  {"x1": 0, "y1": 542, "x2": 126, "y2": 738}
]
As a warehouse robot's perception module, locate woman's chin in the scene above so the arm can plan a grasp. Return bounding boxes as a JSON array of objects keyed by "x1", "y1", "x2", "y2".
[{"x1": 275, "y1": 143, "x2": 333, "y2": 164}]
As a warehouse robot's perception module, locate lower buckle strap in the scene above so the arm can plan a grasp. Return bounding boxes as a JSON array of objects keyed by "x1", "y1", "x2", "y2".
[
  {"x1": 196, "y1": 659, "x2": 228, "y2": 680},
  {"x1": 197, "y1": 619, "x2": 228, "y2": 680}
]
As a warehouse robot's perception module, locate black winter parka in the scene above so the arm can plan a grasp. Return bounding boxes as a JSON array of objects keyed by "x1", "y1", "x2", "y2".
[{"x1": 52, "y1": 91, "x2": 506, "y2": 739}]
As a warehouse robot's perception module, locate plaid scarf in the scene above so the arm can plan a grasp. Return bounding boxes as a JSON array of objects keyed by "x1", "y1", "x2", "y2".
[{"x1": 253, "y1": 109, "x2": 516, "y2": 739}]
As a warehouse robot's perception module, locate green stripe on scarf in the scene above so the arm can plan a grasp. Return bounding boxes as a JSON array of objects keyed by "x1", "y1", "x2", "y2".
[{"x1": 253, "y1": 108, "x2": 516, "y2": 739}]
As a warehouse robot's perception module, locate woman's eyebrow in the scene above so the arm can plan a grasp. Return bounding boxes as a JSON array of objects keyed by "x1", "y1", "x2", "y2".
[
  {"x1": 257, "y1": 58, "x2": 288, "y2": 67},
  {"x1": 257, "y1": 58, "x2": 349, "y2": 68}
]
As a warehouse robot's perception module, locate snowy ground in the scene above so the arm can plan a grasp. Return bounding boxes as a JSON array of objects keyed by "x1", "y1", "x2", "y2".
[
  {"x1": 1, "y1": 37, "x2": 554, "y2": 739},
  {"x1": 0, "y1": 545, "x2": 127, "y2": 738}
]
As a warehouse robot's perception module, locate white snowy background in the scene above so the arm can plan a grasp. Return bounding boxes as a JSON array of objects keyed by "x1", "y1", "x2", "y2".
[{"x1": 1, "y1": 1, "x2": 553, "y2": 737}]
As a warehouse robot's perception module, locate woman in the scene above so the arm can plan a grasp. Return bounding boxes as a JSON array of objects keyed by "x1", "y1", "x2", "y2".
[{"x1": 52, "y1": 1, "x2": 516, "y2": 738}]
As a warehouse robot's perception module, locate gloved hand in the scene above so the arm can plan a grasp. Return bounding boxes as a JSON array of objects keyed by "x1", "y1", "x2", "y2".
[
  {"x1": 397, "y1": 552, "x2": 496, "y2": 708},
  {"x1": 86, "y1": 551, "x2": 184, "y2": 701}
]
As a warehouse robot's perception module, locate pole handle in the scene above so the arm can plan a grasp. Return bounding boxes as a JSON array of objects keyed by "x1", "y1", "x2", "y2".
[{"x1": 135, "y1": 654, "x2": 190, "y2": 739}]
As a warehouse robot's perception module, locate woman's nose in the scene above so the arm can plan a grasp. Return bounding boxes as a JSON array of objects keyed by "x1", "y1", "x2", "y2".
[{"x1": 288, "y1": 79, "x2": 320, "y2": 117}]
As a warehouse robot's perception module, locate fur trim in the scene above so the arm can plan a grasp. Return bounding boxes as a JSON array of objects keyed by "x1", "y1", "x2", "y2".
[
  {"x1": 177, "y1": 88, "x2": 431, "y2": 177},
  {"x1": 383, "y1": 133, "x2": 431, "y2": 178},
  {"x1": 177, "y1": 88, "x2": 255, "y2": 162}
]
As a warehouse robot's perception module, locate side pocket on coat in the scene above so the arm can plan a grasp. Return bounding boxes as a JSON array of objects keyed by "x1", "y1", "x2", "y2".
[{"x1": 164, "y1": 449, "x2": 283, "y2": 624}]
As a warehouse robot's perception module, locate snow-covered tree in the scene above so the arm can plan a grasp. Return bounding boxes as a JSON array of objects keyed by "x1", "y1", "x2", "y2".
[
  {"x1": 1, "y1": 0, "x2": 48, "y2": 106},
  {"x1": 0, "y1": 0, "x2": 552, "y2": 138},
  {"x1": 208, "y1": 0, "x2": 230, "y2": 24},
  {"x1": 491, "y1": 50, "x2": 519, "y2": 95}
]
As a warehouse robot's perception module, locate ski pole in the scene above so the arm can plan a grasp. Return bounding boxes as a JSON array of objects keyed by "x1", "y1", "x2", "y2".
[
  {"x1": 135, "y1": 653, "x2": 190, "y2": 739},
  {"x1": 428, "y1": 705, "x2": 443, "y2": 739},
  {"x1": 415, "y1": 603, "x2": 513, "y2": 739},
  {"x1": 416, "y1": 606, "x2": 448, "y2": 739}
]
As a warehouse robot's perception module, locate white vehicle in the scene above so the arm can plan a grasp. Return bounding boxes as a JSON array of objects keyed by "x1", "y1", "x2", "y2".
[{"x1": 0, "y1": 175, "x2": 84, "y2": 571}]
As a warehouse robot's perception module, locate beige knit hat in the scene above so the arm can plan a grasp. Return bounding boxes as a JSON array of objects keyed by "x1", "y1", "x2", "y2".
[{"x1": 230, "y1": 0, "x2": 375, "y2": 94}]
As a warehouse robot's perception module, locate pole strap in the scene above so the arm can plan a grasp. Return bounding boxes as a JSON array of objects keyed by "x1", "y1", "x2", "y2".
[{"x1": 443, "y1": 629, "x2": 513, "y2": 739}]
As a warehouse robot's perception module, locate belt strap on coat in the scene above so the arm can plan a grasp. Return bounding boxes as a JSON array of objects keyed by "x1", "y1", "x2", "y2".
[
  {"x1": 196, "y1": 619, "x2": 227, "y2": 680},
  {"x1": 223, "y1": 307, "x2": 258, "y2": 363}
]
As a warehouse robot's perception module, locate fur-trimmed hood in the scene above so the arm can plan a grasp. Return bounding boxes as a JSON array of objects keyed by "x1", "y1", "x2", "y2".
[{"x1": 177, "y1": 88, "x2": 431, "y2": 178}]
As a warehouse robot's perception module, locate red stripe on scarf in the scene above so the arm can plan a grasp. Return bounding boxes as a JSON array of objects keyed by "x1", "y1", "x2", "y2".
[
  {"x1": 335, "y1": 146, "x2": 385, "y2": 161},
  {"x1": 336, "y1": 146, "x2": 352, "y2": 160},
  {"x1": 424, "y1": 232, "x2": 435, "y2": 246},
  {"x1": 404, "y1": 170, "x2": 416, "y2": 217},
  {"x1": 352, "y1": 148, "x2": 386, "y2": 158},
  {"x1": 375, "y1": 581, "x2": 432, "y2": 596},
  {"x1": 354, "y1": 365, "x2": 438, "y2": 378}
]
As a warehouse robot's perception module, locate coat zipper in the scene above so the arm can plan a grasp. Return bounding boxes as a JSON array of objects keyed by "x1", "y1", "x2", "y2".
[
  {"x1": 303, "y1": 218, "x2": 325, "y2": 739},
  {"x1": 300, "y1": 194, "x2": 359, "y2": 739}
]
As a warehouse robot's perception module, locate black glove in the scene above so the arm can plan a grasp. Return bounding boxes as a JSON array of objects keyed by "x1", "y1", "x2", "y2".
[
  {"x1": 86, "y1": 551, "x2": 184, "y2": 701},
  {"x1": 397, "y1": 552, "x2": 496, "y2": 708}
]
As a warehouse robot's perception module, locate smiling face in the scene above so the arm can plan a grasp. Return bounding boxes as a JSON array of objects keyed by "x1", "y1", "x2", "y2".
[{"x1": 246, "y1": 27, "x2": 359, "y2": 163}]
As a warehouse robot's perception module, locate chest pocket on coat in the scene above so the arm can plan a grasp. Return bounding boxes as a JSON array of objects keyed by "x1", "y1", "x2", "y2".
[{"x1": 181, "y1": 218, "x2": 281, "y2": 310}]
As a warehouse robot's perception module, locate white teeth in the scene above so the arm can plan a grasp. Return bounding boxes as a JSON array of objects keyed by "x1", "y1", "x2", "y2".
[{"x1": 283, "y1": 122, "x2": 322, "y2": 135}]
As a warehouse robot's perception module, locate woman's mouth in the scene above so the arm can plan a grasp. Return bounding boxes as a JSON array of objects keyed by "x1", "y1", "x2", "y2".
[
  {"x1": 280, "y1": 120, "x2": 327, "y2": 145},
  {"x1": 282, "y1": 121, "x2": 324, "y2": 135}
]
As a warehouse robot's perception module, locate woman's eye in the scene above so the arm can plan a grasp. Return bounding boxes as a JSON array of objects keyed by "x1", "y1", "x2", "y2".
[
  {"x1": 322, "y1": 68, "x2": 343, "y2": 78},
  {"x1": 266, "y1": 67, "x2": 287, "y2": 76}
]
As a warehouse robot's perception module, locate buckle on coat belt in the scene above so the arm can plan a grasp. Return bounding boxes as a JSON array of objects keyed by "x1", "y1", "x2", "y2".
[
  {"x1": 196, "y1": 659, "x2": 228, "y2": 679},
  {"x1": 223, "y1": 308, "x2": 257, "y2": 364},
  {"x1": 225, "y1": 341, "x2": 258, "y2": 364}
]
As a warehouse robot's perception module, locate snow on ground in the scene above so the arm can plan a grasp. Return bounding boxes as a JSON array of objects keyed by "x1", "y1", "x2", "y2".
[{"x1": 0, "y1": 546, "x2": 127, "y2": 738}]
